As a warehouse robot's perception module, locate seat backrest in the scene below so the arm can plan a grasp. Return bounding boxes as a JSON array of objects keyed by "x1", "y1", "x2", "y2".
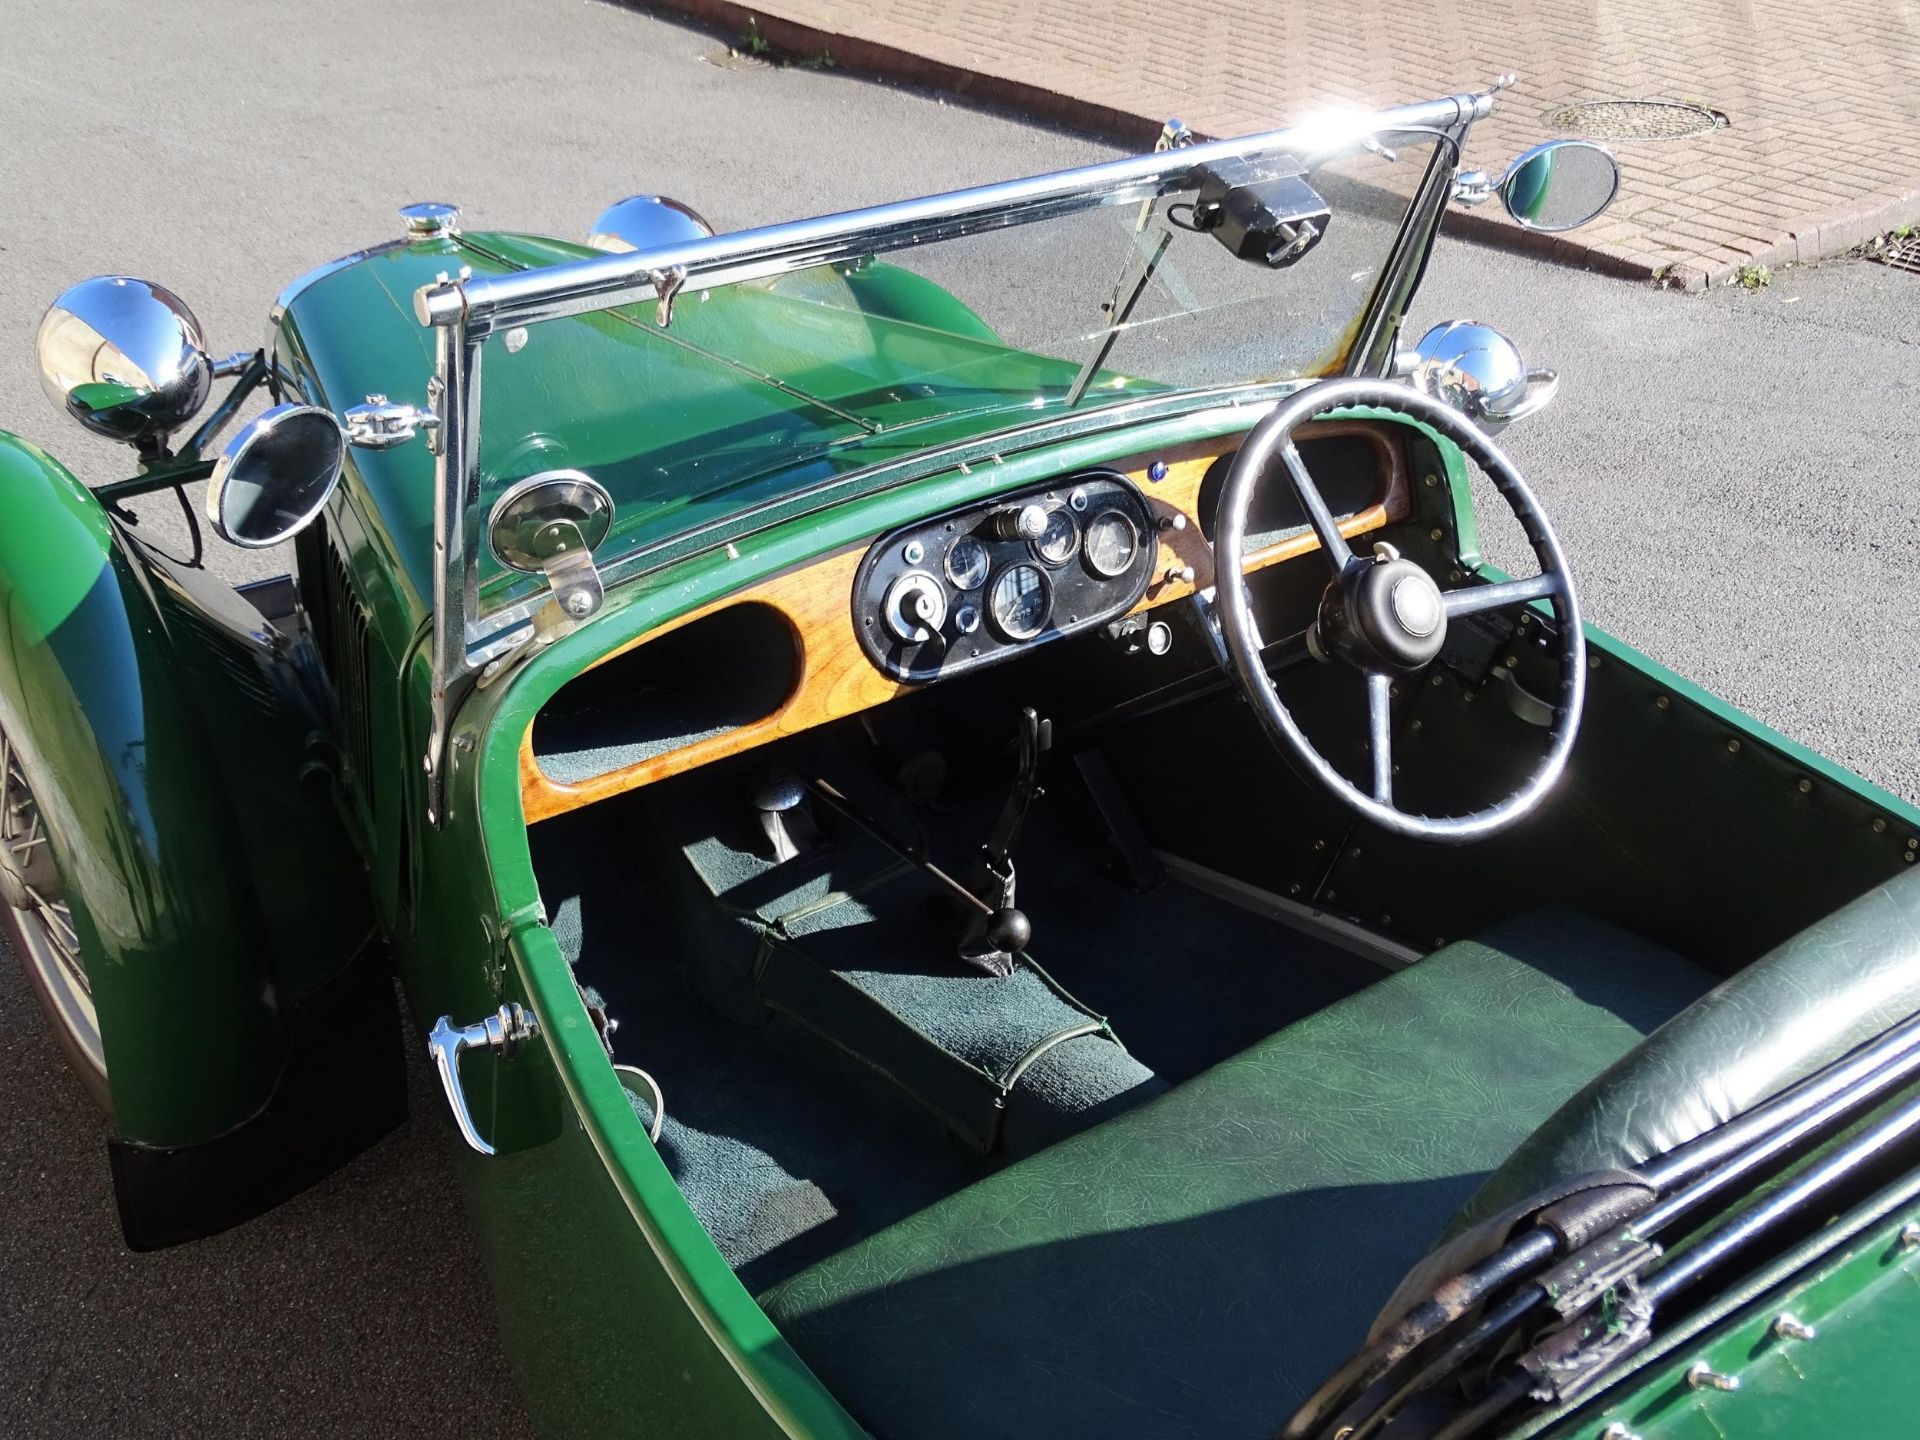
[{"x1": 1452, "y1": 869, "x2": 1920, "y2": 1231}]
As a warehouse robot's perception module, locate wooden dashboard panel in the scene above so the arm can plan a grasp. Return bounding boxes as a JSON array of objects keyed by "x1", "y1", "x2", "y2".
[{"x1": 521, "y1": 422, "x2": 1408, "y2": 824}]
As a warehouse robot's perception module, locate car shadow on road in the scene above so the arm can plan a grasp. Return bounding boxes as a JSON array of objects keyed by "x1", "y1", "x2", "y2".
[{"x1": 0, "y1": 948, "x2": 536, "y2": 1440}]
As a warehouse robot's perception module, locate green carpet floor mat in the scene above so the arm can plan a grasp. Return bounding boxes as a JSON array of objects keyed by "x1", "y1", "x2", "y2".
[{"x1": 529, "y1": 717, "x2": 1375, "y2": 1291}]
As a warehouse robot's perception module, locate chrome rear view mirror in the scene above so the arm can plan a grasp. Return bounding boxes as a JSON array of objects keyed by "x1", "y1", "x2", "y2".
[
  {"x1": 1499, "y1": 140, "x2": 1620, "y2": 231},
  {"x1": 206, "y1": 404, "x2": 347, "y2": 547},
  {"x1": 488, "y1": 469, "x2": 616, "y2": 620},
  {"x1": 1451, "y1": 138, "x2": 1621, "y2": 233}
]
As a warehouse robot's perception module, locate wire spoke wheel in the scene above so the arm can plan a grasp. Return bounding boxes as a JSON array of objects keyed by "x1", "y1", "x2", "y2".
[{"x1": 0, "y1": 724, "x2": 107, "y2": 1105}]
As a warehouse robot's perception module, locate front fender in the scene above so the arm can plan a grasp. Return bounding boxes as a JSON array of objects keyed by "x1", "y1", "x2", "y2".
[{"x1": 0, "y1": 432, "x2": 402, "y2": 1243}]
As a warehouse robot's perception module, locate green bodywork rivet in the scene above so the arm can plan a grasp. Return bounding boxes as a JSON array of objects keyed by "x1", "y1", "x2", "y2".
[
  {"x1": 1727, "y1": 739, "x2": 1742, "y2": 754},
  {"x1": 1873, "y1": 818, "x2": 1888, "y2": 833},
  {"x1": 1797, "y1": 778, "x2": 1813, "y2": 794},
  {"x1": 1423, "y1": 474, "x2": 1440, "y2": 488},
  {"x1": 1685, "y1": 1361, "x2": 1740, "y2": 1393},
  {"x1": 1655, "y1": 695, "x2": 1671, "y2": 710},
  {"x1": 1429, "y1": 528, "x2": 1445, "y2": 541},
  {"x1": 1771, "y1": 1313, "x2": 1817, "y2": 1342}
]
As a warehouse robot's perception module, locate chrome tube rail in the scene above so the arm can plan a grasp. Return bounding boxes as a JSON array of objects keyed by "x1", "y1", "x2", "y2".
[
  {"x1": 417, "y1": 92, "x2": 1491, "y2": 336},
  {"x1": 411, "y1": 88, "x2": 1496, "y2": 822}
]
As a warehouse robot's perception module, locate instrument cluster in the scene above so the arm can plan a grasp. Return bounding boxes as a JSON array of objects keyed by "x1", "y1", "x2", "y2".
[{"x1": 853, "y1": 471, "x2": 1158, "y2": 683}]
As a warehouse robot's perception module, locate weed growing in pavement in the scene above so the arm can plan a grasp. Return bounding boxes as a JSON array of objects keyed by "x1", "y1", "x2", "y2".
[
  {"x1": 740, "y1": 18, "x2": 771, "y2": 56},
  {"x1": 1733, "y1": 264, "x2": 1771, "y2": 290}
]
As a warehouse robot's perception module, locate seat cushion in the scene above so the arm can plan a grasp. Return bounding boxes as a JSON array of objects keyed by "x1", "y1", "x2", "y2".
[
  {"x1": 759, "y1": 911, "x2": 1712, "y2": 1440},
  {"x1": 1455, "y1": 871, "x2": 1920, "y2": 1230}
]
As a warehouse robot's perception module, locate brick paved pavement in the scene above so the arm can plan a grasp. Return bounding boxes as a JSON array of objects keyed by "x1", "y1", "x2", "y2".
[{"x1": 645, "y1": 0, "x2": 1920, "y2": 288}]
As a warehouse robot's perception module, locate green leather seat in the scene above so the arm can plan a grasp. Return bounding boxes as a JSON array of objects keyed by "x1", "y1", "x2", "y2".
[{"x1": 759, "y1": 913, "x2": 1713, "y2": 1439}]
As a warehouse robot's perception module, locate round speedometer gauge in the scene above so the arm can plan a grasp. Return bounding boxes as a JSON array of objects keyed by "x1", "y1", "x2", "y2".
[
  {"x1": 988, "y1": 564, "x2": 1051, "y2": 641},
  {"x1": 1083, "y1": 510, "x2": 1139, "y2": 578}
]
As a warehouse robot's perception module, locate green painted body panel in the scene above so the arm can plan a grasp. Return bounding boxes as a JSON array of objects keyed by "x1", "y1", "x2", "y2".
[{"x1": 0, "y1": 432, "x2": 373, "y2": 1148}]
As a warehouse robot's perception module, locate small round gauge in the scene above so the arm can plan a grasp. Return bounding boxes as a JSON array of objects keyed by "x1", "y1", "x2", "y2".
[
  {"x1": 945, "y1": 534, "x2": 990, "y2": 590},
  {"x1": 1032, "y1": 506, "x2": 1080, "y2": 566},
  {"x1": 988, "y1": 564, "x2": 1051, "y2": 641},
  {"x1": 1083, "y1": 510, "x2": 1139, "y2": 578}
]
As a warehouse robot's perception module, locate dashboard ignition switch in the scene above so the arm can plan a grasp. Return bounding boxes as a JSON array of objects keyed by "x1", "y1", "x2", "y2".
[{"x1": 883, "y1": 571, "x2": 949, "y2": 644}]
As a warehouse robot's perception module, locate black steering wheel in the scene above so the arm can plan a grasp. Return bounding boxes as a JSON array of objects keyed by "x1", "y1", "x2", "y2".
[{"x1": 1212, "y1": 377, "x2": 1585, "y2": 843}]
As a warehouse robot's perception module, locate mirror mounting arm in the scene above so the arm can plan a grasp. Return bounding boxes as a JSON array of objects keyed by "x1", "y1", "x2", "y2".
[
  {"x1": 1450, "y1": 170, "x2": 1496, "y2": 207},
  {"x1": 344, "y1": 393, "x2": 442, "y2": 451}
]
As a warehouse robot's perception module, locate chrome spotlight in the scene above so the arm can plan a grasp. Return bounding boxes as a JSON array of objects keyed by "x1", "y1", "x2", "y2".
[
  {"x1": 36, "y1": 276, "x2": 213, "y2": 448},
  {"x1": 586, "y1": 195, "x2": 714, "y2": 254},
  {"x1": 1407, "y1": 321, "x2": 1559, "y2": 434}
]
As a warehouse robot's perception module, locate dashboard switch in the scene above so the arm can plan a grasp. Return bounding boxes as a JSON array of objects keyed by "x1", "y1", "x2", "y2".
[{"x1": 992, "y1": 502, "x2": 1050, "y2": 541}]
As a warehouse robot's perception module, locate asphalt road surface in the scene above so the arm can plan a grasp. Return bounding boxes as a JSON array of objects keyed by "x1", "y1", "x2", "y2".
[{"x1": 1, "y1": 2, "x2": 1915, "y2": 1437}]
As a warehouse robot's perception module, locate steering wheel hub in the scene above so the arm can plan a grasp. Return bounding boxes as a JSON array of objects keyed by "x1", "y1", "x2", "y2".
[{"x1": 1318, "y1": 549, "x2": 1450, "y2": 674}]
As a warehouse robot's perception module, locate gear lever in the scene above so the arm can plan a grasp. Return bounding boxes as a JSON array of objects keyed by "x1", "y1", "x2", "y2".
[
  {"x1": 800, "y1": 777, "x2": 1030, "y2": 961},
  {"x1": 957, "y1": 708, "x2": 1050, "y2": 976}
]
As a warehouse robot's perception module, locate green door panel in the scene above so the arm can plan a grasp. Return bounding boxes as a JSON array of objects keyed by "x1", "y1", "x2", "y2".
[{"x1": 0, "y1": 432, "x2": 374, "y2": 1150}]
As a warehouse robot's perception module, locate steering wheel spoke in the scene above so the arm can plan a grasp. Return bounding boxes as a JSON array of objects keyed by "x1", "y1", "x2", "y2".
[
  {"x1": 1441, "y1": 572, "x2": 1561, "y2": 618},
  {"x1": 1366, "y1": 671, "x2": 1395, "y2": 804},
  {"x1": 1279, "y1": 439, "x2": 1356, "y2": 574}
]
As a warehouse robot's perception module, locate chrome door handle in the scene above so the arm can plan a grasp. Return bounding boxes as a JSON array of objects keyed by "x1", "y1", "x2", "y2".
[{"x1": 427, "y1": 1003, "x2": 539, "y2": 1156}]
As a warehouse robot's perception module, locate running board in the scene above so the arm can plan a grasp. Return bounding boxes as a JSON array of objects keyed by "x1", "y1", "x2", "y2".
[{"x1": 1155, "y1": 852, "x2": 1424, "y2": 971}]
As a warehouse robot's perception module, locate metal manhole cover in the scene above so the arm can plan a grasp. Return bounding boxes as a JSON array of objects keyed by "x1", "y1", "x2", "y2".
[
  {"x1": 1543, "y1": 99, "x2": 1727, "y2": 141},
  {"x1": 1868, "y1": 235, "x2": 1920, "y2": 273}
]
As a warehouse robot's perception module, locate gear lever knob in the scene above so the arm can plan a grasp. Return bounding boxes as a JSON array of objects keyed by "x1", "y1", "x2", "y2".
[{"x1": 985, "y1": 907, "x2": 1031, "y2": 955}]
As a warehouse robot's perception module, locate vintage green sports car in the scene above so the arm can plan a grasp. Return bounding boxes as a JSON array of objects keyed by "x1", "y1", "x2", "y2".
[{"x1": 11, "y1": 78, "x2": 1920, "y2": 1438}]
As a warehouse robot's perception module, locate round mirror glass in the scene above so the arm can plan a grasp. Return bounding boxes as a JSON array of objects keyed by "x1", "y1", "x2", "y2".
[
  {"x1": 1501, "y1": 140, "x2": 1621, "y2": 232},
  {"x1": 207, "y1": 404, "x2": 347, "y2": 547}
]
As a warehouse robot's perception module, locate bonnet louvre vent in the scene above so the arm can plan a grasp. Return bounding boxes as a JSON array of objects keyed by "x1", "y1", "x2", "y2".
[{"x1": 314, "y1": 531, "x2": 377, "y2": 814}]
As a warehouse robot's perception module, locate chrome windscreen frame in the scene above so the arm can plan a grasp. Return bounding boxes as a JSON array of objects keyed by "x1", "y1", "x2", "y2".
[{"x1": 412, "y1": 87, "x2": 1494, "y2": 823}]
